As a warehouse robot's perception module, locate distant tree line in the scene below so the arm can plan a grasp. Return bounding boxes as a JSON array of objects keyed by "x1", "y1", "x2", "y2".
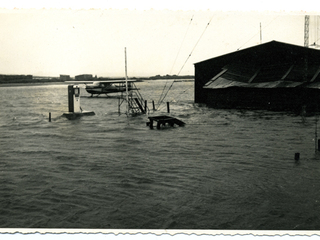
[{"x1": 0, "y1": 74, "x2": 63, "y2": 84}]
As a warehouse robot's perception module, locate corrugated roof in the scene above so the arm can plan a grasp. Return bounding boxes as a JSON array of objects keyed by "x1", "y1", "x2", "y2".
[
  {"x1": 204, "y1": 78, "x2": 305, "y2": 89},
  {"x1": 203, "y1": 78, "x2": 247, "y2": 89},
  {"x1": 200, "y1": 41, "x2": 320, "y2": 90},
  {"x1": 306, "y1": 82, "x2": 320, "y2": 89}
]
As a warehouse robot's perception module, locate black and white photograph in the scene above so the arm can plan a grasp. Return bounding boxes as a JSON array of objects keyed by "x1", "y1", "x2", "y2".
[{"x1": 1, "y1": 1, "x2": 320, "y2": 239}]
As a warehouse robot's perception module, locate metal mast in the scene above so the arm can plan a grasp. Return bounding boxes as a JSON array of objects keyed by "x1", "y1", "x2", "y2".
[
  {"x1": 305, "y1": 15, "x2": 310, "y2": 47},
  {"x1": 124, "y1": 47, "x2": 129, "y2": 114},
  {"x1": 260, "y1": 22, "x2": 262, "y2": 44}
]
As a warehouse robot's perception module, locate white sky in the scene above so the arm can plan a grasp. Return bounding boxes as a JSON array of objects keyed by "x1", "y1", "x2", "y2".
[{"x1": 0, "y1": 1, "x2": 320, "y2": 77}]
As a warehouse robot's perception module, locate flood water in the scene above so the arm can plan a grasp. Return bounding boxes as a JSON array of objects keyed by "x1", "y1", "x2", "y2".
[{"x1": 1, "y1": 80, "x2": 320, "y2": 230}]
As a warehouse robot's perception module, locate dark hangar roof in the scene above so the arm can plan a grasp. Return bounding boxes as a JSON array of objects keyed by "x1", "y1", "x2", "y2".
[{"x1": 194, "y1": 40, "x2": 320, "y2": 66}]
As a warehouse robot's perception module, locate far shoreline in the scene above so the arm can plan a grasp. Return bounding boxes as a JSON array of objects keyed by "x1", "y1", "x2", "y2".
[
  {"x1": 0, "y1": 82, "x2": 66, "y2": 88},
  {"x1": 0, "y1": 78, "x2": 194, "y2": 88}
]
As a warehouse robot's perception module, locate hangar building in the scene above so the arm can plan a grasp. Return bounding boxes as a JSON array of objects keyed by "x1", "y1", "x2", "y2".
[{"x1": 194, "y1": 41, "x2": 320, "y2": 113}]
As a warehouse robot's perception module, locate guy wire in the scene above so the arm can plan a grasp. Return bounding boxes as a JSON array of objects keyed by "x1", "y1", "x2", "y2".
[
  {"x1": 157, "y1": 15, "x2": 214, "y2": 110},
  {"x1": 156, "y1": 15, "x2": 194, "y2": 109}
]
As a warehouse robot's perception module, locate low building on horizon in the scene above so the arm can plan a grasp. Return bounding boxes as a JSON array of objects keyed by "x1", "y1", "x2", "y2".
[
  {"x1": 75, "y1": 74, "x2": 93, "y2": 81},
  {"x1": 60, "y1": 74, "x2": 70, "y2": 81}
]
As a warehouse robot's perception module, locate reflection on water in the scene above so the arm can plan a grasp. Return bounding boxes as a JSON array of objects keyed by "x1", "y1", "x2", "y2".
[{"x1": 1, "y1": 81, "x2": 320, "y2": 229}]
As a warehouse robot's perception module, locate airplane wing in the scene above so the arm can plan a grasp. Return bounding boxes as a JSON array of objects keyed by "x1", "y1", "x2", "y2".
[{"x1": 65, "y1": 79, "x2": 136, "y2": 84}]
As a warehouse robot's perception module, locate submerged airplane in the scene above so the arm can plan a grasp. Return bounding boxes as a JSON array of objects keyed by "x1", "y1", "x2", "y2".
[{"x1": 66, "y1": 79, "x2": 137, "y2": 97}]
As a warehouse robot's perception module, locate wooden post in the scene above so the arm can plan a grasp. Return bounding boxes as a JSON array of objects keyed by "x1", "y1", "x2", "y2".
[
  {"x1": 318, "y1": 139, "x2": 320, "y2": 151},
  {"x1": 295, "y1": 152, "x2": 300, "y2": 161},
  {"x1": 167, "y1": 102, "x2": 170, "y2": 113},
  {"x1": 152, "y1": 100, "x2": 155, "y2": 111},
  {"x1": 145, "y1": 100, "x2": 147, "y2": 113},
  {"x1": 149, "y1": 119, "x2": 154, "y2": 129},
  {"x1": 49, "y1": 112, "x2": 51, "y2": 122}
]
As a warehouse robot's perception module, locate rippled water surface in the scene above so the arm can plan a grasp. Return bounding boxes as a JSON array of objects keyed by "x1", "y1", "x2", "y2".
[{"x1": 1, "y1": 80, "x2": 320, "y2": 229}]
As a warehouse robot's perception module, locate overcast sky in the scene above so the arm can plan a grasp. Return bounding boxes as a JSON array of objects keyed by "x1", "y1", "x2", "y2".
[{"x1": 0, "y1": 1, "x2": 319, "y2": 77}]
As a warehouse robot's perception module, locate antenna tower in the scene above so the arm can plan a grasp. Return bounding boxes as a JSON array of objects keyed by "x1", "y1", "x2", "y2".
[
  {"x1": 260, "y1": 22, "x2": 262, "y2": 44},
  {"x1": 304, "y1": 15, "x2": 310, "y2": 47}
]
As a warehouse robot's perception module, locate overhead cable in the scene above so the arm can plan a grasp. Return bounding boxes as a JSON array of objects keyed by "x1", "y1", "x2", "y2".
[
  {"x1": 157, "y1": 15, "x2": 214, "y2": 110},
  {"x1": 157, "y1": 15, "x2": 194, "y2": 109}
]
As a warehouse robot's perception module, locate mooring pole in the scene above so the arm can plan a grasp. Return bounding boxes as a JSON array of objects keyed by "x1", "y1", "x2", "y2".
[
  {"x1": 152, "y1": 100, "x2": 155, "y2": 111},
  {"x1": 49, "y1": 112, "x2": 51, "y2": 122},
  {"x1": 295, "y1": 152, "x2": 300, "y2": 161},
  {"x1": 145, "y1": 100, "x2": 147, "y2": 113},
  {"x1": 167, "y1": 102, "x2": 170, "y2": 113}
]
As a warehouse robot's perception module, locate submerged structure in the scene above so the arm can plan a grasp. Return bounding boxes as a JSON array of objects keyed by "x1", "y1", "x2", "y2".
[
  {"x1": 146, "y1": 116, "x2": 185, "y2": 129},
  {"x1": 194, "y1": 41, "x2": 320, "y2": 113},
  {"x1": 62, "y1": 85, "x2": 95, "y2": 119}
]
